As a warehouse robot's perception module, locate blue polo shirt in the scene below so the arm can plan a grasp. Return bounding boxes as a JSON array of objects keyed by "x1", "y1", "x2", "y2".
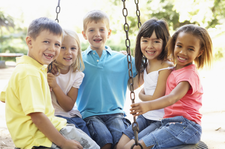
[{"x1": 77, "y1": 46, "x2": 137, "y2": 119}]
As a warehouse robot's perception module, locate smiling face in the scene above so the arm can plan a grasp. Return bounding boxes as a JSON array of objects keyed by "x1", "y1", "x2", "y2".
[
  {"x1": 140, "y1": 31, "x2": 163, "y2": 61},
  {"x1": 56, "y1": 35, "x2": 78, "y2": 71},
  {"x1": 82, "y1": 20, "x2": 111, "y2": 51},
  {"x1": 174, "y1": 32, "x2": 203, "y2": 70},
  {"x1": 26, "y1": 30, "x2": 61, "y2": 65}
]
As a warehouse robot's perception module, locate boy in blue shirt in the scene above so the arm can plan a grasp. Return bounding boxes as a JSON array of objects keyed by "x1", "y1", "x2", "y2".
[{"x1": 76, "y1": 10, "x2": 137, "y2": 149}]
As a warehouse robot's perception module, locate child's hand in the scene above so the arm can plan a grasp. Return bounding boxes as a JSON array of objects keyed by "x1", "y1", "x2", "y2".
[
  {"x1": 62, "y1": 140, "x2": 83, "y2": 149},
  {"x1": 120, "y1": 50, "x2": 127, "y2": 55},
  {"x1": 47, "y1": 73, "x2": 57, "y2": 89},
  {"x1": 51, "y1": 63, "x2": 59, "y2": 75},
  {"x1": 130, "y1": 102, "x2": 149, "y2": 116}
]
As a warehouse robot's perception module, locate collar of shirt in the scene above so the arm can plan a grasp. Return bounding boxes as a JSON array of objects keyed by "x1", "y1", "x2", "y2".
[
  {"x1": 16, "y1": 55, "x2": 47, "y2": 72},
  {"x1": 86, "y1": 46, "x2": 112, "y2": 56}
]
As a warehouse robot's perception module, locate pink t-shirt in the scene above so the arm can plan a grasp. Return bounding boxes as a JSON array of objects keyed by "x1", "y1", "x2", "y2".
[{"x1": 163, "y1": 64, "x2": 203, "y2": 125}]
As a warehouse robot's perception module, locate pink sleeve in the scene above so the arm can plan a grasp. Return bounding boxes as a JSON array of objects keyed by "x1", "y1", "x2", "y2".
[{"x1": 175, "y1": 70, "x2": 201, "y2": 95}]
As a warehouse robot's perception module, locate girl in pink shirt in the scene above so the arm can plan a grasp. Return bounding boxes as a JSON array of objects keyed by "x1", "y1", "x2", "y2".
[{"x1": 129, "y1": 24, "x2": 213, "y2": 149}]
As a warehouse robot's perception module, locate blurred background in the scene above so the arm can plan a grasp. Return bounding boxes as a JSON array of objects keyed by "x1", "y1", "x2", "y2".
[
  {"x1": 0, "y1": 0, "x2": 225, "y2": 62},
  {"x1": 0, "y1": 1, "x2": 225, "y2": 148}
]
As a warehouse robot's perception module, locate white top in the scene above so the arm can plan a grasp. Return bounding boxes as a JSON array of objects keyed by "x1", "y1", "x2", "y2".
[
  {"x1": 142, "y1": 66, "x2": 174, "y2": 121},
  {"x1": 51, "y1": 68, "x2": 84, "y2": 118}
]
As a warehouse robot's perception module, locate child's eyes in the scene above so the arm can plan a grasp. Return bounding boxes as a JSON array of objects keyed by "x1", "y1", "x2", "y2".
[
  {"x1": 188, "y1": 48, "x2": 194, "y2": 51},
  {"x1": 55, "y1": 43, "x2": 60, "y2": 47},
  {"x1": 141, "y1": 39, "x2": 148, "y2": 42},
  {"x1": 71, "y1": 47, "x2": 77, "y2": 51},
  {"x1": 176, "y1": 45, "x2": 182, "y2": 48},
  {"x1": 154, "y1": 40, "x2": 160, "y2": 43},
  {"x1": 61, "y1": 46, "x2": 66, "y2": 49},
  {"x1": 44, "y1": 41, "x2": 49, "y2": 43},
  {"x1": 100, "y1": 29, "x2": 105, "y2": 32}
]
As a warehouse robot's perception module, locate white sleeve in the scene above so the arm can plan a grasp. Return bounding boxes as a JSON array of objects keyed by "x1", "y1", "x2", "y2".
[{"x1": 72, "y1": 71, "x2": 84, "y2": 89}]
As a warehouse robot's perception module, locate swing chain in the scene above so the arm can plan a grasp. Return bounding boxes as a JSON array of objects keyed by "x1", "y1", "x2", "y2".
[
  {"x1": 48, "y1": 0, "x2": 61, "y2": 73},
  {"x1": 122, "y1": 1, "x2": 142, "y2": 148},
  {"x1": 55, "y1": 0, "x2": 61, "y2": 23},
  {"x1": 134, "y1": 0, "x2": 142, "y2": 28}
]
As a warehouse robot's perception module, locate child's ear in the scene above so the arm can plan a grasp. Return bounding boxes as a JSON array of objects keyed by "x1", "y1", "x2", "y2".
[
  {"x1": 198, "y1": 49, "x2": 204, "y2": 57},
  {"x1": 82, "y1": 31, "x2": 87, "y2": 40},
  {"x1": 107, "y1": 29, "x2": 112, "y2": 39},
  {"x1": 26, "y1": 36, "x2": 33, "y2": 49}
]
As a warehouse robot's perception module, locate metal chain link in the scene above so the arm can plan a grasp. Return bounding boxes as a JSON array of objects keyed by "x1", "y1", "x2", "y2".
[
  {"x1": 55, "y1": 0, "x2": 61, "y2": 23},
  {"x1": 121, "y1": 0, "x2": 143, "y2": 148},
  {"x1": 134, "y1": 0, "x2": 142, "y2": 28},
  {"x1": 48, "y1": 0, "x2": 61, "y2": 73}
]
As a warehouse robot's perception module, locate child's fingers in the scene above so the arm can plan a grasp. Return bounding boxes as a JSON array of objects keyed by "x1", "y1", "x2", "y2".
[
  {"x1": 130, "y1": 103, "x2": 139, "y2": 108},
  {"x1": 51, "y1": 64, "x2": 58, "y2": 75},
  {"x1": 130, "y1": 110, "x2": 142, "y2": 116}
]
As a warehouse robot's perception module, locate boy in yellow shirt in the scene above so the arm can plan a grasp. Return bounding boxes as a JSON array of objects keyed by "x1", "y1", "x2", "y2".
[{"x1": 0, "y1": 17, "x2": 99, "y2": 149}]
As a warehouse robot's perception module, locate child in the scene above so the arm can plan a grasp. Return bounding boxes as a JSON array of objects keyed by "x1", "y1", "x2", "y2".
[
  {"x1": 76, "y1": 10, "x2": 137, "y2": 149},
  {"x1": 129, "y1": 24, "x2": 213, "y2": 149},
  {"x1": 0, "y1": 17, "x2": 99, "y2": 149},
  {"x1": 47, "y1": 28, "x2": 90, "y2": 136},
  {"x1": 117, "y1": 18, "x2": 174, "y2": 149}
]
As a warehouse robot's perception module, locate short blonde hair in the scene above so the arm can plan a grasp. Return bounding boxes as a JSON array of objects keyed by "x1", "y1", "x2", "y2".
[
  {"x1": 167, "y1": 24, "x2": 213, "y2": 69},
  {"x1": 83, "y1": 10, "x2": 110, "y2": 31},
  {"x1": 54, "y1": 29, "x2": 84, "y2": 73}
]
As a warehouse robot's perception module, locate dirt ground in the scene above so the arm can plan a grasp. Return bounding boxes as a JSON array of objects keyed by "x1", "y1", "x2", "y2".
[{"x1": 0, "y1": 61, "x2": 225, "y2": 149}]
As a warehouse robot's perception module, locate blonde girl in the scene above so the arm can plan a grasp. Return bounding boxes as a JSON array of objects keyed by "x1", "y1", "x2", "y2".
[
  {"x1": 47, "y1": 29, "x2": 90, "y2": 136},
  {"x1": 129, "y1": 24, "x2": 213, "y2": 149}
]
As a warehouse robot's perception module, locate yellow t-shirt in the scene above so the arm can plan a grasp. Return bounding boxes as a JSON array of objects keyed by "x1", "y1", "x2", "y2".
[{"x1": 2, "y1": 56, "x2": 67, "y2": 149}]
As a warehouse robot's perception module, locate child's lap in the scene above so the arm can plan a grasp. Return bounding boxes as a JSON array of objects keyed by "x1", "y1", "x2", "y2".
[
  {"x1": 123, "y1": 115, "x2": 161, "y2": 139},
  {"x1": 56, "y1": 115, "x2": 86, "y2": 127},
  {"x1": 142, "y1": 116, "x2": 202, "y2": 149},
  {"x1": 56, "y1": 115, "x2": 90, "y2": 136},
  {"x1": 84, "y1": 113, "x2": 130, "y2": 147}
]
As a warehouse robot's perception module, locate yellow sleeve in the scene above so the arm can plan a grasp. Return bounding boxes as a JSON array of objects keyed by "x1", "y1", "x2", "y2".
[{"x1": 0, "y1": 84, "x2": 7, "y2": 103}]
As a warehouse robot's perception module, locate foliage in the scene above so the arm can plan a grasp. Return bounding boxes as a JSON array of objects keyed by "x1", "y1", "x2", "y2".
[
  {"x1": 0, "y1": 10, "x2": 27, "y2": 61},
  {"x1": 1, "y1": 1, "x2": 225, "y2": 60}
]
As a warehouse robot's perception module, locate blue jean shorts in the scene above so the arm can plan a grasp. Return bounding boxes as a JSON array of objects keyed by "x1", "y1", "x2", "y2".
[
  {"x1": 142, "y1": 116, "x2": 202, "y2": 149},
  {"x1": 84, "y1": 113, "x2": 130, "y2": 148},
  {"x1": 123, "y1": 115, "x2": 161, "y2": 140},
  {"x1": 56, "y1": 115, "x2": 90, "y2": 137}
]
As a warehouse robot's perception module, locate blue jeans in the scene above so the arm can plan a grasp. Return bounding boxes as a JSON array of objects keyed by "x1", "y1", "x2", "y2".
[
  {"x1": 142, "y1": 116, "x2": 202, "y2": 149},
  {"x1": 123, "y1": 115, "x2": 161, "y2": 140},
  {"x1": 56, "y1": 115, "x2": 90, "y2": 137},
  {"x1": 84, "y1": 113, "x2": 130, "y2": 148}
]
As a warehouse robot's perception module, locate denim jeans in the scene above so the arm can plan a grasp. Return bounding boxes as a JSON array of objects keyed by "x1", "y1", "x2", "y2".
[
  {"x1": 123, "y1": 115, "x2": 161, "y2": 140},
  {"x1": 142, "y1": 116, "x2": 202, "y2": 149},
  {"x1": 84, "y1": 113, "x2": 130, "y2": 148},
  {"x1": 56, "y1": 115, "x2": 90, "y2": 137}
]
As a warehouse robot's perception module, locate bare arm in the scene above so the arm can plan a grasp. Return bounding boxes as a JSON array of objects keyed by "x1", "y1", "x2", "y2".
[
  {"x1": 47, "y1": 73, "x2": 78, "y2": 112},
  {"x1": 130, "y1": 81, "x2": 190, "y2": 116},
  {"x1": 30, "y1": 112, "x2": 83, "y2": 149},
  {"x1": 139, "y1": 69, "x2": 172, "y2": 101}
]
